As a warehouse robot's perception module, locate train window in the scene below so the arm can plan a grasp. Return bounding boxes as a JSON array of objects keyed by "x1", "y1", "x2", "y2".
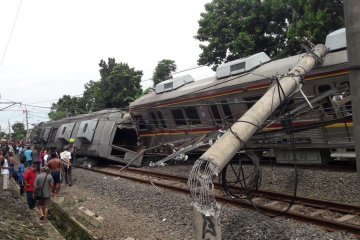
[
  {"x1": 134, "y1": 115, "x2": 147, "y2": 130},
  {"x1": 83, "y1": 123, "x2": 88, "y2": 133},
  {"x1": 318, "y1": 85, "x2": 333, "y2": 115},
  {"x1": 171, "y1": 109, "x2": 187, "y2": 126},
  {"x1": 157, "y1": 111, "x2": 167, "y2": 128},
  {"x1": 49, "y1": 128, "x2": 58, "y2": 141},
  {"x1": 149, "y1": 112, "x2": 159, "y2": 128},
  {"x1": 62, "y1": 127, "x2": 66, "y2": 135},
  {"x1": 184, "y1": 107, "x2": 201, "y2": 125},
  {"x1": 210, "y1": 104, "x2": 222, "y2": 124},
  {"x1": 221, "y1": 101, "x2": 234, "y2": 123},
  {"x1": 244, "y1": 96, "x2": 261, "y2": 109}
]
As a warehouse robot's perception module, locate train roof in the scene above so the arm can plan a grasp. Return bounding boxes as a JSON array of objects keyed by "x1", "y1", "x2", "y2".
[
  {"x1": 39, "y1": 108, "x2": 124, "y2": 127},
  {"x1": 130, "y1": 49, "x2": 348, "y2": 109}
]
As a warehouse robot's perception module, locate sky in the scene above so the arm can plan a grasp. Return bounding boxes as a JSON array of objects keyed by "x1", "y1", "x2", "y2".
[{"x1": 0, "y1": 0, "x2": 214, "y2": 133}]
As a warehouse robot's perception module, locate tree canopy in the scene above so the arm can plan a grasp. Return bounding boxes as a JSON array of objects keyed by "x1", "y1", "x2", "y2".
[
  {"x1": 196, "y1": 0, "x2": 344, "y2": 68},
  {"x1": 48, "y1": 58, "x2": 143, "y2": 120},
  {"x1": 152, "y1": 59, "x2": 177, "y2": 86},
  {"x1": 76, "y1": 80, "x2": 102, "y2": 114},
  {"x1": 48, "y1": 95, "x2": 80, "y2": 121},
  {"x1": 98, "y1": 58, "x2": 143, "y2": 108},
  {"x1": 12, "y1": 122, "x2": 26, "y2": 140}
]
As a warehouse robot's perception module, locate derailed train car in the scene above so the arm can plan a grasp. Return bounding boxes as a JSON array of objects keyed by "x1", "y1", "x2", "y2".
[
  {"x1": 32, "y1": 109, "x2": 143, "y2": 166},
  {"x1": 32, "y1": 28, "x2": 353, "y2": 166},
  {"x1": 129, "y1": 28, "x2": 354, "y2": 165}
]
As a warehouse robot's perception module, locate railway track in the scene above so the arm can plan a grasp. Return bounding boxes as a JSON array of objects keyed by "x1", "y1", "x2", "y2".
[{"x1": 78, "y1": 165, "x2": 360, "y2": 236}]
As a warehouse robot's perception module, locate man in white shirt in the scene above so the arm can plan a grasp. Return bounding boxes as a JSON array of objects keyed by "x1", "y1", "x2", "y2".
[
  {"x1": 1, "y1": 157, "x2": 9, "y2": 190},
  {"x1": 60, "y1": 145, "x2": 72, "y2": 186}
]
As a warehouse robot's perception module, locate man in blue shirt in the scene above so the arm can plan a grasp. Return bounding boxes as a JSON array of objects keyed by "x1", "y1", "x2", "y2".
[{"x1": 24, "y1": 146, "x2": 33, "y2": 167}]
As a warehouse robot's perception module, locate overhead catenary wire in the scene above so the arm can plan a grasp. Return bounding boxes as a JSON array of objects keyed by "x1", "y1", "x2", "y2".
[{"x1": 0, "y1": 0, "x2": 23, "y2": 68}]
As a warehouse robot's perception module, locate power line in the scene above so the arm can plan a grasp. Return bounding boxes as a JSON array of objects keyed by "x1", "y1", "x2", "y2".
[
  {"x1": 28, "y1": 94, "x2": 83, "y2": 104},
  {"x1": 23, "y1": 104, "x2": 51, "y2": 109},
  {"x1": 141, "y1": 65, "x2": 212, "y2": 83},
  {"x1": 173, "y1": 65, "x2": 208, "y2": 75},
  {"x1": 0, "y1": 0, "x2": 23, "y2": 68},
  {"x1": 28, "y1": 112, "x2": 49, "y2": 120}
]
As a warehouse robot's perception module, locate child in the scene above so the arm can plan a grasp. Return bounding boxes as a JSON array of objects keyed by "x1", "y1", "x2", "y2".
[{"x1": 18, "y1": 158, "x2": 25, "y2": 195}]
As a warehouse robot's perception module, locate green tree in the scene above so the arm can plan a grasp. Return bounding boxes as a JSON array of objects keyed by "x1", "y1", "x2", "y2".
[
  {"x1": 99, "y1": 58, "x2": 143, "y2": 108},
  {"x1": 12, "y1": 122, "x2": 26, "y2": 140},
  {"x1": 196, "y1": 0, "x2": 344, "y2": 68},
  {"x1": 48, "y1": 95, "x2": 80, "y2": 121},
  {"x1": 152, "y1": 59, "x2": 177, "y2": 86},
  {"x1": 77, "y1": 80, "x2": 102, "y2": 113},
  {"x1": 286, "y1": 0, "x2": 344, "y2": 55},
  {"x1": 0, "y1": 132, "x2": 8, "y2": 140}
]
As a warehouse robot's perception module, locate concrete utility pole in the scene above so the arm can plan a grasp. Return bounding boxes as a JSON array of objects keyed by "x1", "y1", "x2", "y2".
[
  {"x1": 25, "y1": 108, "x2": 29, "y2": 141},
  {"x1": 8, "y1": 120, "x2": 11, "y2": 141},
  {"x1": 344, "y1": 0, "x2": 360, "y2": 191},
  {"x1": 188, "y1": 45, "x2": 327, "y2": 240}
]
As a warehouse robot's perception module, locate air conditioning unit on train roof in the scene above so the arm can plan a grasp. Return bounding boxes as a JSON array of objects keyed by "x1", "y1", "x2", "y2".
[
  {"x1": 216, "y1": 52, "x2": 271, "y2": 79},
  {"x1": 325, "y1": 28, "x2": 347, "y2": 52},
  {"x1": 155, "y1": 74, "x2": 194, "y2": 94}
]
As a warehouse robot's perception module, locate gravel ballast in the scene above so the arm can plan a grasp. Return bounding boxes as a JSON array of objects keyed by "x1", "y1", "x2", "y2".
[
  {"x1": 142, "y1": 164, "x2": 360, "y2": 205},
  {"x1": 57, "y1": 168, "x2": 358, "y2": 240}
]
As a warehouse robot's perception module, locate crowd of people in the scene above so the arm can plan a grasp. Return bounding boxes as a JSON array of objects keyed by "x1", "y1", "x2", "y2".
[{"x1": 0, "y1": 141, "x2": 76, "y2": 222}]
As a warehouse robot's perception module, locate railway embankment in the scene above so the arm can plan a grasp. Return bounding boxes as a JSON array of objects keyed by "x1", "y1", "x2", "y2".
[
  {"x1": 0, "y1": 174, "x2": 97, "y2": 240},
  {"x1": 57, "y1": 167, "x2": 358, "y2": 239},
  {"x1": 0, "y1": 177, "x2": 63, "y2": 240},
  {"x1": 2, "y1": 164, "x2": 357, "y2": 239}
]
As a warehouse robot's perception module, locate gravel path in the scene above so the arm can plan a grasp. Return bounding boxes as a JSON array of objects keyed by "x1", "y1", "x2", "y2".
[{"x1": 57, "y1": 168, "x2": 358, "y2": 240}]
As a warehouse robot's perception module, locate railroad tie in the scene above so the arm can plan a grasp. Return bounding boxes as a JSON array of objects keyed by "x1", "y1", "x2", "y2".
[
  {"x1": 263, "y1": 201, "x2": 281, "y2": 207},
  {"x1": 286, "y1": 204, "x2": 303, "y2": 212},
  {"x1": 309, "y1": 209, "x2": 326, "y2": 217},
  {"x1": 251, "y1": 197, "x2": 263, "y2": 204},
  {"x1": 335, "y1": 214, "x2": 355, "y2": 222}
]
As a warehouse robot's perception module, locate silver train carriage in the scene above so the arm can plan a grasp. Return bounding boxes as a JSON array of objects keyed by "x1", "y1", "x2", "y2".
[
  {"x1": 31, "y1": 109, "x2": 143, "y2": 166},
  {"x1": 129, "y1": 28, "x2": 354, "y2": 165}
]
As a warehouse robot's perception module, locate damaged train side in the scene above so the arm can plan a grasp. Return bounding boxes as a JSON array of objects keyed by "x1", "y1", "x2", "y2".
[
  {"x1": 31, "y1": 29, "x2": 353, "y2": 167},
  {"x1": 31, "y1": 109, "x2": 143, "y2": 166},
  {"x1": 129, "y1": 28, "x2": 354, "y2": 165}
]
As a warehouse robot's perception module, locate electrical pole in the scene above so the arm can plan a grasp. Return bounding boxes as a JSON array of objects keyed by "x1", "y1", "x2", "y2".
[
  {"x1": 25, "y1": 108, "x2": 29, "y2": 142},
  {"x1": 188, "y1": 45, "x2": 326, "y2": 240},
  {"x1": 344, "y1": 1, "x2": 360, "y2": 190},
  {"x1": 8, "y1": 120, "x2": 11, "y2": 141}
]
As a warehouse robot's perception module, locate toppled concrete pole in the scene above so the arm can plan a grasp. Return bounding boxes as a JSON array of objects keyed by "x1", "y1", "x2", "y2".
[{"x1": 188, "y1": 44, "x2": 327, "y2": 240}]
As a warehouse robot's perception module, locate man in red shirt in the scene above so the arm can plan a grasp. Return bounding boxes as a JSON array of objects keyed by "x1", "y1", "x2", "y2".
[{"x1": 24, "y1": 164, "x2": 36, "y2": 209}]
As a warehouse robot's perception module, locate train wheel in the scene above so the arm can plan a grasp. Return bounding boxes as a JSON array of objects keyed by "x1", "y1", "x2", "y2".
[{"x1": 220, "y1": 152, "x2": 261, "y2": 199}]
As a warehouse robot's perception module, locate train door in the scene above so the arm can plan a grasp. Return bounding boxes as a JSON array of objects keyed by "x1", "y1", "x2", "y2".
[
  {"x1": 110, "y1": 121, "x2": 143, "y2": 166},
  {"x1": 48, "y1": 127, "x2": 58, "y2": 143},
  {"x1": 111, "y1": 126, "x2": 139, "y2": 152}
]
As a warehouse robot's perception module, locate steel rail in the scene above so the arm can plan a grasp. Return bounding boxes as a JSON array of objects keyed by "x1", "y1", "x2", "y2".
[
  {"x1": 78, "y1": 166, "x2": 360, "y2": 236},
  {"x1": 112, "y1": 165, "x2": 360, "y2": 215}
]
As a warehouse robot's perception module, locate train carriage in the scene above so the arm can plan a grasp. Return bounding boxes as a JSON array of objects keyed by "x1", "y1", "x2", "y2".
[
  {"x1": 31, "y1": 28, "x2": 354, "y2": 167},
  {"x1": 32, "y1": 109, "x2": 142, "y2": 166},
  {"x1": 129, "y1": 28, "x2": 353, "y2": 165}
]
